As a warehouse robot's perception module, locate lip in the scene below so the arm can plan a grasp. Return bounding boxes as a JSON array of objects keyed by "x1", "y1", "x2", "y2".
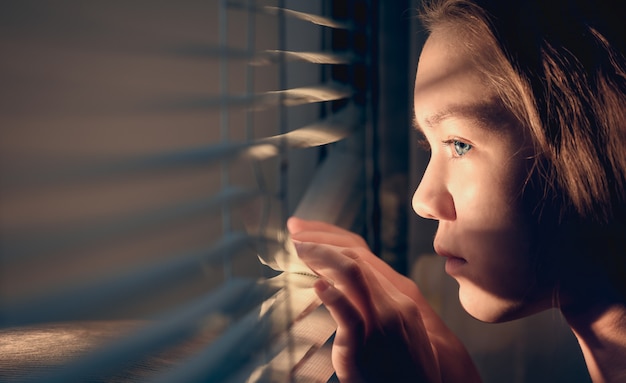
[{"x1": 434, "y1": 245, "x2": 467, "y2": 275}]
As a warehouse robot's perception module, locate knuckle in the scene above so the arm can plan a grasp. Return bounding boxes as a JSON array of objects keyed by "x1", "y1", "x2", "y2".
[
  {"x1": 341, "y1": 258, "x2": 365, "y2": 282},
  {"x1": 340, "y1": 248, "x2": 360, "y2": 260}
]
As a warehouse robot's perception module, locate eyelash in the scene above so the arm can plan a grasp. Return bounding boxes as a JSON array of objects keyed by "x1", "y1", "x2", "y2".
[
  {"x1": 416, "y1": 136, "x2": 473, "y2": 158},
  {"x1": 442, "y1": 139, "x2": 472, "y2": 158}
]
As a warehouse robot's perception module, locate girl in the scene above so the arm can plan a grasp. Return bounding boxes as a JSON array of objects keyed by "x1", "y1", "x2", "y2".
[{"x1": 288, "y1": 0, "x2": 626, "y2": 381}]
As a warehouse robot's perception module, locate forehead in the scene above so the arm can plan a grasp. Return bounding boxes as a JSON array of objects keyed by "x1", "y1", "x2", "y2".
[{"x1": 413, "y1": 31, "x2": 501, "y2": 129}]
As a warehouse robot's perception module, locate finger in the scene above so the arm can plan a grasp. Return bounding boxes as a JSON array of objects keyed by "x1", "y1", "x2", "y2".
[
  {"x1": 294, "y1": 241, "x2": 377, "y2": 323},
  {"x1": 345, "y1": 255, "x2": 405, "y2": 318},
  {"x1": 351, "y1": 248, "x2": 450, "y2": 349},
  {"x1": 314, "y1": 279, "x2": 368, "y2": 383},
  {"x1": 294, "y1": 241, "x2": 405, "y2": 327},
  {"x1": 287, "y1": 216, "x2": 347, "y2": 236},
  {"x1": 314, "y1": 279, "x2": 364, "y2": 335},
  {"x1": 362, "y1": 263, "x2": 419, "y2": 322},
  {"x1": 322, "y1": 252, "x2": 434, "y2": 368},
  {"x1": 288, "y1": 218, "x2": 391, "y2": 276},
  {"x1": 291, "y1": 230, "x2": 368, "y2": 249},
  {"x1": 351, "y1": 247, "x2": 426, "y2": 305},
  {"x1": 287, "y1": 217, "x2": 368, "y2": 247},
  {"x1": 353, "y1": 261, "x2": 438, "y2": 369}
]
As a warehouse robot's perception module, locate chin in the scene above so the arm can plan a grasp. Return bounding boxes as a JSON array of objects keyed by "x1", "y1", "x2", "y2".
[{"x1": 457, "y1": 282, "x2": 551, "y2": 323}]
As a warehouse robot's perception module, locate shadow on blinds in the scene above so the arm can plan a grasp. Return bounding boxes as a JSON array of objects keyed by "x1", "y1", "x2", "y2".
[{"x1": 0, "y1": 0, "x2": 370, "y2": 382}]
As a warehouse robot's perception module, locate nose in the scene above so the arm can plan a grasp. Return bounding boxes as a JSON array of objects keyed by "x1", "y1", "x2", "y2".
[{"x1": 412, "y1": 160, "x2": 456, "y2": 221}]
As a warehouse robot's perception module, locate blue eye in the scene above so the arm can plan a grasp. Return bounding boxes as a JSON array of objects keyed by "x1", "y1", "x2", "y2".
[{"x1": 453, "y1": 140, "x2": 472, "y2": 156}]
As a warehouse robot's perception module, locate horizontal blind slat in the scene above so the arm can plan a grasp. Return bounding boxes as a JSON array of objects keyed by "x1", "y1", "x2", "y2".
[
  {"x1": 148, "y1": 273, "x2": 321, "y2": 383},
  {"x1": 16, "y1": 278, "x2": 278, "y2": 383},
  {"x1": 3, "y1": 187, "x2": 261, "y2": 262},
  {"x1": 227, "y1": 3, "x2": 353, "y2": 30},
  {"x1": 264, "y1": 6, "x2": 351, "y2": 29},
  {"x1": 1, "y1": 232, "x2": 254, "y2": 327},
  {"x1": 1, "y1": 1, "x2": 372, "y2": 382},
  {"x1": 254, "y1": 50, "x2": 358, "y2": 65},
  {"x1": 4, "y1": 106, "x2": 356, "y2": 190},
  {"x1": 153, "y1": 82, "x2": 352, "y2": 110},
  {"x1": 264, "y1": 104, "x2": 358, "y2": 148},
  {"x1": 268, "y1": 84, "x2": 353, "y2": 107},
  {"x1": 225, "y1": 151, "x2": 369, "y2": 383},
  {"x1": 168, "y1": 45, "x2": 359, "y2": 66},
  {"x1": 229, "y1": 305, "x2": 337, "y2": 383}
]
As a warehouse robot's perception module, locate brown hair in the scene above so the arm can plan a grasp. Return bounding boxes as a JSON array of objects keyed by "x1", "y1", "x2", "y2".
[{"x1": 418, "y1": 0, "x2": 626, "y2": 294}]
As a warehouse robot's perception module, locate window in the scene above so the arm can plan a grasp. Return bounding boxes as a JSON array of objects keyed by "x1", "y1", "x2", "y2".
[{"x1": 0, "y1": 1, "x2": 380, "y2": 381}]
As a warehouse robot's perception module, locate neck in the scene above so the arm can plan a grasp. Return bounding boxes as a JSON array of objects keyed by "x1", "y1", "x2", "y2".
[
  {"x1": 552, "y1": 233, "x2": 626, "y2": 382},
  {"x1": 562, "y1": 298, "x2": 626, "y2": 382}
]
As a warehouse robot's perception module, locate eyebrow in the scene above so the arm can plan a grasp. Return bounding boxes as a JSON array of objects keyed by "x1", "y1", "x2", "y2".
[{"x1": 412, "y1": 101, "x2": 513, "y2": 134}]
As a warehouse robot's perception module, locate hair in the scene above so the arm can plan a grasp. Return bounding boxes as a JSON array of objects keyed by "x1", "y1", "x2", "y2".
[{"x1": 418, "y1": 0, "x2": 626, "y2": 297}]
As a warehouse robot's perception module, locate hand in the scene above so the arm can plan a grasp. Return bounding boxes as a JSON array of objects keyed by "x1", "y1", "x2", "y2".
[
  {"x1": 288, "y1": 218, "x2": 440, "y2": 382},
  {"x1": 287, "y1": 217, "x2": 481, "y2": 383}
]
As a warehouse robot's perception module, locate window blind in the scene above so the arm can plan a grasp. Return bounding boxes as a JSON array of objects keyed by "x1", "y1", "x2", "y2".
[{"x1": 0, "y1": 0, "x2": 374, "y2": 382}]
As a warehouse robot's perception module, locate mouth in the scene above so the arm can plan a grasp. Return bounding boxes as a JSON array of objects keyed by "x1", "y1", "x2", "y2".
[{"x1": 434, "y1": 245, "x2": 467, "y2": 275}]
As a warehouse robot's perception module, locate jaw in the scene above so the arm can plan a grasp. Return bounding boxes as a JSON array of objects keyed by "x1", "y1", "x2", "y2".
[{"x1": 456, "y1": 278, "x2": 554, "y2": 323}]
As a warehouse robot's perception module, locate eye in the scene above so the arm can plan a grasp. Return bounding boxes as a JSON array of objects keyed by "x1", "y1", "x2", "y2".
[
  {"x1": 443, "y1": 139, "x2": 472, "y2": 157},
  {"x1": 453, "y1": 140, "x2": 472, "y2": 156}
]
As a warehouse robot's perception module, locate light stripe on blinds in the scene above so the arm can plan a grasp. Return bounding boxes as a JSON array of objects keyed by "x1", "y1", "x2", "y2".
[{"x1": 0, "y1": 1, "x2": 372, "y2": 382}]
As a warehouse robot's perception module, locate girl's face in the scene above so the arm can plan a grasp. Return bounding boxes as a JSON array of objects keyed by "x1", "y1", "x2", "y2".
[{"x1": 412, "y1": 32, "x2": 553, "y2": 322}]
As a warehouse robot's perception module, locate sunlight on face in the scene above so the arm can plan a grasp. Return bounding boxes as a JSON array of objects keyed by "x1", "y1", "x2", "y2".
[{"x1": 412, "y1": 31, "x2": 553, "y2": 323}]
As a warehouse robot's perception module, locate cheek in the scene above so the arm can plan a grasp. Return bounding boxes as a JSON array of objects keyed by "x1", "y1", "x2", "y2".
[
  {"x1": 450, "y1": 160, "x2": 544, "y2": 298},
  {"x1": 457, "y1": 242, "x2": 553, "y2": 323},
  {"x1": 461, "y1": 216, "x2": 533, "y2": 286},
  {"x1": 450, "y1": 163, "x2": 525, "y2": 230},
  {"x1": 452, "y1": 221, "x2": 549, "y2": 322}
]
